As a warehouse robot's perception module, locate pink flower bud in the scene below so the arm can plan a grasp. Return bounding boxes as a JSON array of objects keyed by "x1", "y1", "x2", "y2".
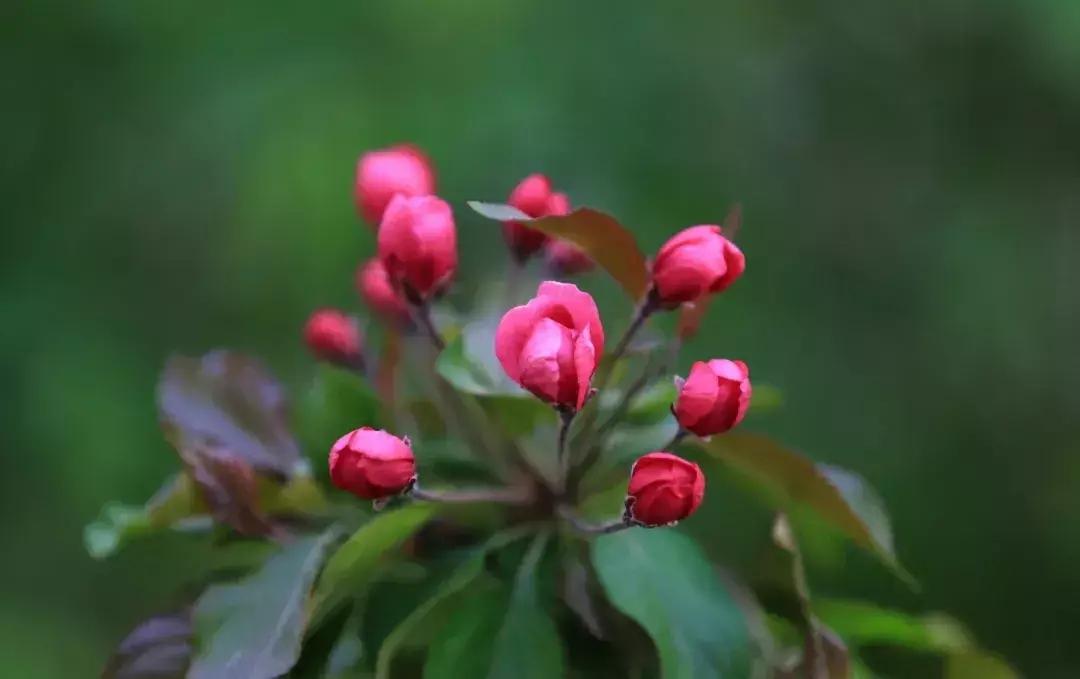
[
  {"x1": 651, "y1": 225, "x2": 745, "y2": 307},
  {"x1": 356, "y1": 258, "x2": 409, "y2": 323},
  {"x1": 503, "y1": 173, "x2": 554, "y2": 262},
  {"x1": 543, "y1": 192, "x2": 594, "y2": 275},
  {"x1": 329, "y1": 428, "x2": 416, "y2": 500},
  {"x1": 304, "y1": 309, "x2": 363, "y2": 368},
  {"x1": 626, "y1": 452, "x2": 705, "y2": 526},
  {"x1": 377, "y1": 194, "x2": 457, "y2": 301},
  {"x1": 354, "y1": 145, "x2": 436, "y2": 226},
  {"x1": 674, "y1": 359, "x2": 752, "y2": 436},
  {"x1": 494, "y1": 281, "x2": 604, "y2": 410}
]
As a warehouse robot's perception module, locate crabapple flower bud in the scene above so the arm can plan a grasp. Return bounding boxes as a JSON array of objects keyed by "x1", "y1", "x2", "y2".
[
  {"x1": 356, "y1": 257, "x2": 408, "y2": 323},
  {"x1": 675, "y1": 359, "x2": 751, "y2": 436},
  {"x1": 543, "y1": 192, "x2": 593, "y2": 275},
  {"x1": 494, "y1": 281, "x2": 604, "y2": 410},
  {"x1": 329, "y1": 428, "x2": 416, "y2": 500},
  {"x1": 651, "y1": 225, "x2": 745, "y2": 307},
  {"x1": 625, "y1": 452, "x2": 705, "y2": 526},
  {"x1": 503, "y1": 173, "x2": 554, "y2": 262},
  {"x1": 304, "y1": 309, "x2": 363, "y2": 368},
  {"x1": 377, "y1": 194, "x2": 457, "y2": 301},
  {"x1": 354, "y1": 145, "x2": 436, "y2": 226}
]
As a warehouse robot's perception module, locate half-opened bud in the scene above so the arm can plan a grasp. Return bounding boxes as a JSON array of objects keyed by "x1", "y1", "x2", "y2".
[
  {"x1": 329, "y1": 427, "x2": 416, "y2": 500},
  {"x1": 304, "y1": 309, "x2": 363, "y2": 369},
  {"x1": 354, "y1": 145, "x2": 436, "y2": 226},
  {"x1": 651, "y1": 225, "x2": 744, "y2": 307},
  {"x1": 674, "y1": 359, "x2": 751, "y2": 436},
  {"x1": 625, "y1": 452, "x2": 705, "y2": 526},
  {"x1": 503, "y1": 173, "x2": 554, "y2": 262},
  {"x1": 377, "y1": 194, "x2": 457, "y2": 301}
]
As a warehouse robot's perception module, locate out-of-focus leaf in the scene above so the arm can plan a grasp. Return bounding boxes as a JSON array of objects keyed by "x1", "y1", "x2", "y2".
[
  {"x1": 436, "y1": 331, "x2": 554, "y2": 438},
  {"x1": 945, "y1": 651, "x2": 1020, "y2": 679},
  {"x1": 592, "y1": 529, "x2": 754, "y2": 678},
  {"x1": 814, "y1": 599, "x2": 973, "y2": 653},
  {"x1": 103, "y1": 610, "x2": 192, "y2": 679},
  {"x1": 189, "y1": 531, "x2": 336, "y2": 679},
  {"x1": 624, "y1": 381, "x2": 677, "y2": 425},
  {"x1": 85, "y1": 474, "x2": 206, "y2": 559},
  {"x1": 310, "y1": 504, "x2": 438, "y2": 627},
  {"x1": 488, "y1": 532, "x2": 565, "y2": 679},
  {"x1": 774, "y1": 625, "x2": 851, "y2": 679},
  {"x1": 376, "y1": 528, "x2": 533, "y2": 679},
  {"x1": 749, "y1": 383, "x2": 784, "y2": 414},
  {"x1": 84, "y1": 470, "x2": 325, "y2": 559},
  {"x1": 158, "y1": 351, "x2": 303, "y2": 477},
  {"x1": 180, "y1": 442, "x2": 279, "y2": 538},
  {"x1": 298, "y1": 364, "x2": 383, "y2": 462},
  {"x1": 469, "y1": 202, "x2": 648, "y2": 300},
  {"x1": 603, "y1": 419, "x2": 680, "y2": 468},
  {"x1": 423, "y1": 585, "x2": 508, "y2": 678},
  {"x1": 700, "y1": 433, "x2": 910, "y2": 580}
]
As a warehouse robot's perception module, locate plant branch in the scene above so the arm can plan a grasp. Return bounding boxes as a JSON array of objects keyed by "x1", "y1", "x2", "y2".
[
  {"x1": 557, "y1": 506, "x2": 632, "y2": 535},
  {"x1": 661, "y1": 428, "x2": 688, "y2": 451},
  {"x1": 411, "y1": 484, "x2": 532, "y2": 505},
  {"x1": 556, "y1": 407, "x2": 576, "y2": 489},
  {"x1": 409, "y1": 300, "x2": 446, "y2": 351}
]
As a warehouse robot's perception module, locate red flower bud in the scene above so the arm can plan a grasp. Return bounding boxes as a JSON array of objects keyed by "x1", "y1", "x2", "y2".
[
  {"x1": 355, "y1": 145, "x2": 436, "y2": 226},
  {"x1": 626, "y1": 452, "x2": 705, "y2": 526},
  {"x1": 674, "y1": 359, "x2": 751, "y2": 436},
  {"x1": 651, "y1": 225, "x2": 745, "y2": 307},
  {"x1": 494, "y1": 281, "x2": 604, "y2": 410},
  {"x1": 356, "y1": 257, "x2": 409, "y2": 323},
  {"x1": 304, "y1": 309, "x2": 362, "y2": 368},
  {"x1": 503, "y1": 173, "x2": 554, "y2": 261},
  {"x1": 329, "y1": 427, "x2": 416, "y2": 500},
  {"x1": 377, "y1": 194, "x2": 457, "y2": 301},
  {"x1": 543, "y1": 192, "x2": 594, "y2": 275}
]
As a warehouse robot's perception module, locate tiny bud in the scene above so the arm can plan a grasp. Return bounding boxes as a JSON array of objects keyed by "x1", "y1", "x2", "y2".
[
  {"x1": 651, "y1": 225, "x2": 745, "y2": 308},
  {"x1": 356, "y1": 257, "x2": 409, "y2": 323},
  {"x1": 494, "y1": 281, "x2": 605, "y2": 411},
  {"x1": 355, "y1": 145, "x2": 436, "y2": 226},
  {"x1": 329, "y1": 428, "x2": 416, "y2": 500},
  {"x1": 674, "y1": 359, "x2": 751, "y2": 436},
  {"x1": 503, "y1": 173, "x2": 554, "y2": 262},
  {"x1": 377, "y1": 194, "x2": 457, "y2": 300},
  {"x1": 304, "y1": 309, "x2": 363, "y2": 368},
  {"x1": 625, "y1": 452, "x2": 705, "y2": 526}
]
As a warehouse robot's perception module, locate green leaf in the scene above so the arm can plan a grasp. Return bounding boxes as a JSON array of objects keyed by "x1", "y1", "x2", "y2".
[
  {"x1": 422, "y1": 531, "x2": 563, "y2": 679},
  {"x1": 84, "y1": 474, "x2": 206, "y2": 559},
  {"x1": 814, "y1": 599, "x2": 973, "y2": 654},
  {"x1": 423, "y1": 585, "x2": 508, "y2": 679},
  {"x1": 945, "y1": 651, "x2": 1019, "y2": 679},
  {"x1": 298, "y1": 364, "x2": 383, "y2": 461},
  {"x1": 469, "y1": 202, "x2": 649, "y2": 300},
  {"x1": 189, "y1": 531, "x2": 336, "y2": 679},
  {"x1": 158, "y1": 351, "x2": 304, "y2": 477},
  {"x1": 488, "y1": 532, "x2": 565, "y2": 679},
  {"x1": 592, "y1": 529, "x2": 755, "y2": 678},
  {"x1": 103, "y1": 610, "x2": 192, "y2": 679},
  {"x1": 376, "y1": 529, "x2": 533, "y2": 679},
  {"x1": 310, "y1": 504, "x2": 438, "y2": 627},
  {"x1": 699, "y1": 433, "x2": 911, "y2": 580}
]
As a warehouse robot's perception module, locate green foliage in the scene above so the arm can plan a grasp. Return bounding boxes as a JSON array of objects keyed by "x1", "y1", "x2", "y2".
[
  {"x1": 592, "y1": 529, "x2": 755, "y2": 678},
  {"x1": 310, "y1": 504, "x2": 439, "y2": 628},
  {"x1": 469, "y1": 202, "x2": 649, "y2": 300},
  {"x1": 190, "y1": 531, "x2": 336, "y2": 678}
]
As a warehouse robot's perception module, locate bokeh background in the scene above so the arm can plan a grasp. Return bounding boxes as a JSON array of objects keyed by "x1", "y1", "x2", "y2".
[{"x1": 3, "y1": 1, "x2": 1079, "y2": 676}]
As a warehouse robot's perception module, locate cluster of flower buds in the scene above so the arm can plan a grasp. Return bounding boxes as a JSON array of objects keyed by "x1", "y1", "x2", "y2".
[{"x1": 315, "y1": 143, "x2": 752, "y2": 532}]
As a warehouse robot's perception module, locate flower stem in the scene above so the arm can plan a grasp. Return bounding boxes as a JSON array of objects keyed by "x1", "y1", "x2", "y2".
[
  {"x1": 661, "y1": 428, "x2": 689, "y2": 451},
  {"x1": 411, "y1": 484, "x2": 532, "y2": 505},
  {"x1": 556, "y1": 407, "x2": 576, "y2": 489},
  {"x1": 558, "y1": 506, "x2": 632, "y2": 535},
  {"x1": 410, "y1": 300, "x2": 445, "y2": 351}
]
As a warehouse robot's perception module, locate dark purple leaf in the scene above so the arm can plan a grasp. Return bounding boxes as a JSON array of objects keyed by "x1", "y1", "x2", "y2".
[
  {"x1": 103, "y1": 610, "x2": 192, "y2": 679},
  {"x1": 158, "y1": 351, "x2": 302, "y2": 478}
]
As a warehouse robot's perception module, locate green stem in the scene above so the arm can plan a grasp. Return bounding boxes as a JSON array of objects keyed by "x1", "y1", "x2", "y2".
[
  {"x1": 411, "y1": 484, "x2": 532, "y2": 505},
  {"x1": 558, "y1": 506, "x2": 632, "y2": 535}
]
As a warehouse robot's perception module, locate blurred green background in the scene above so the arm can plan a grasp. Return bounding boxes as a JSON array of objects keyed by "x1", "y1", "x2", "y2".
[{"x1": 3, "y1": 1, "x2": 1079, "y2": 676}]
